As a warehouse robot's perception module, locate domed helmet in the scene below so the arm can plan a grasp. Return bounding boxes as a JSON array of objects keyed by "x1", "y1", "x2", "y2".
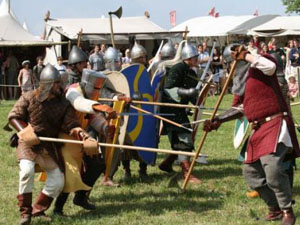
[
  {"x1": 38, "y1": 63, "x2": 60, "y2": 102},
  {"x1": 104, "y1": 47, "x2": 121, "y2": 71},
  {"x1": 81, "y1": 69, "x2": 107, "y2": 100},
  {"x1": 130, "y1": 41, "x2": 147, "y2": 60},
  {"x1": 181, "y1": 43, "x2": 198, "y2": 60},
  {"x1": 223, "y1": 43, "x2": 241, "y2": 64},
  {"x1": 161, "y1": 41, "x2": 176, "y2": 60},
  {"x1": 68, "y1": 45, "x2": 88, "y2": 65}
]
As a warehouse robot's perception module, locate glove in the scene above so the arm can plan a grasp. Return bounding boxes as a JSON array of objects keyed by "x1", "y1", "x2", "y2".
[
  {"x1": 117, "y1": 95, "x2": 131, "y2": 104},
  {"x1": 93, "y1": 104, "x2": 117, "y2": 120},
  {"x1": 17, "y1": 124, "x2": 40, "y2": 146},
  {"x1": 203, "y1": 118, "x2": 221, "y2": 132},
  {"x1": 83, "y1": 137, "x2": 99, "y2": 157},
  {"x1": 70, "y1": 127, "x2": 89, "y2": 140},
  {"x1": 177, "y1": 88, "x2": 199, "y2": 98},
  {"x1": 231, "y1": 45, "x2": 249, "y2": 61}
]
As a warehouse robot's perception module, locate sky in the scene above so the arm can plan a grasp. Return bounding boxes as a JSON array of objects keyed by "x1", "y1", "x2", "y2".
[{"x1": 8, "y1": 0, "x2": 291, "y2": 35}]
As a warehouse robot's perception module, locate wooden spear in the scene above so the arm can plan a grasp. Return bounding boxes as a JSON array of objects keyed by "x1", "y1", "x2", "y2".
[
  {"x1": 98, "y1": 97, "x2": 199, "y2": 109},
  {"x1": 291, "y1": 101, "x2": 300, "y2": 106},
  {"x1": 129, "y1": 105, "x2": 192, "y2": 132},
  {"x1": 181, "y1": 46, "x2": 243, "y2": 191},
  {"x1": 37, "y1": 136, "x2": 204, "y2": 157}
]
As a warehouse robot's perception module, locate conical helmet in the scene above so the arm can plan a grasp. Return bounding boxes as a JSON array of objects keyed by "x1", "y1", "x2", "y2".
[
  {"x1": 68, "y1": 45, "x2": 88, "y2": 65},
  {"x1": 161, "y1": 41, "x2": 176, "y2": 59},
  {"x1": 181, "y1": 43, "x2": 198, "y2": 60},
  {"x1": 130, "y1": 41, "x2": 147, "y2": 60},
  {"x1": 104, "y1": 47, "x2": 120, "y2": 63}
]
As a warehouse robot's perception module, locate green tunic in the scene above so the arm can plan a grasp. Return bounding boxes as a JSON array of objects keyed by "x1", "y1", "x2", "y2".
[{"x1": 161, "y1": 61, "x2": 198, "y2": 132}]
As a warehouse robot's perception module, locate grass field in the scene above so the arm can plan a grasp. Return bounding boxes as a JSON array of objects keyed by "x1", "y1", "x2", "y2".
[{"x1": 1, "y1": 95, "x2": 300, "y2": 225}]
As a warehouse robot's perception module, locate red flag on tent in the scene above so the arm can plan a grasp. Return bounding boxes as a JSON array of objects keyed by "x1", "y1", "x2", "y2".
[
  {"x1": 253, "y1": 9, "x2": 258, "y2": 16},
  {"x1": 208, "y1": 7, "x2": 215, "y2": 16},
  {"x1": 170, "y1": 10, "x2": 176, "y2": 27},
  {"x1": 215, "y1": 12, "x2": 219, "y2": 18}
]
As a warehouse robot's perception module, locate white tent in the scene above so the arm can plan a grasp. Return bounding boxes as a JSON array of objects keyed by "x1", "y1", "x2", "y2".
[
  {"x1": 170, "y1": 15, "x2": 254, "y2": 37},
  {"x1": 248, "y1": 16, "x2": 300, "y2": 36},
  {"x1": 46, "y1": 16, "x2": 182, "y2": 42},
  {"x1": 0, "y1": 0, "x2": 54, "y2": 46}
]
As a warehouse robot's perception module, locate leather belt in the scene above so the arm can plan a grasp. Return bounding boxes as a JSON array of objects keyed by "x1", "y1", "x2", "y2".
[{"x1": 251, "y1": 112, "x2": 288, "y2": 130}]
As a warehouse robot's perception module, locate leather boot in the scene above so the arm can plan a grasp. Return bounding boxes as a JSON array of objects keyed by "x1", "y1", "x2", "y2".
[
  {"x1": 53, "y1": 192, "x2": 69, "y2": 216},
  {"x1": 265, "y1": 206, "x2": 283, "y2": 221},
  {"x1": 281, "y1": 208, "x2": 296, "y2": 225},
  {"x1": 122, "y1": 160, "x2": 131, "y2": 181},
  {"x1": 17, "y1": 193, "x2": 32, "y2": 225},
  {"x1": 159, "y1": 154, "x2": 178, "y2": 173},
  {"x1": 73, "y1": 190, "x2": 95, "y2": 210},
  {"x1": 32, "y1": 192, "x2": 53, "y2": 222},
  {"x1": 139, "y1": 162, "x2": 149, "y2": 181},
  {"x1": 180, "y1": 160, "x2": 201, "y2": 184}
]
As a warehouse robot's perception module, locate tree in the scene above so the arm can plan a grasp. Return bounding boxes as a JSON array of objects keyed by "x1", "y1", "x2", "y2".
[{"x1": 282, "y1": 0, "x2": 300, "y2": 14}]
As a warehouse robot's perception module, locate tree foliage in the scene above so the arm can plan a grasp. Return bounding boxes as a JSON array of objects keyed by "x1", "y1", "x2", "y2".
[{"x1": 282, "y1": 0, "x2": 300, "y2": 14}]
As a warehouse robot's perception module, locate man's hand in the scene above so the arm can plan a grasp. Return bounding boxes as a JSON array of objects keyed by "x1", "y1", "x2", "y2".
[
  {"x1": 203, "y1": 118, "x2": 221, "y2": 132},
  {"x1": 231, "y1": 45, "x2": 249, "y2": 61},
  {"x1": 93, "y1": 104, "x2": 117, "y2": 120},
  {"x1": 117, "y1": 95, "x2": 131, "y2": 104},
  {"x1": 17, "y1": 124, "x2": 40, "y2": 146},
  {"x1": 83, "y1": 137, "x2": 99, "y2": 157}
]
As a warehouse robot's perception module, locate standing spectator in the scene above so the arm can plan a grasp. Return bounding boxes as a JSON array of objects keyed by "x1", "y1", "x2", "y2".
[
  {"x1": 198, "y1": 43, "x2": 209, "y2": 72},
  {"x1": 100, "y1": 44, "x2": 106, "y2": 56},
  {"x1": 288, "y1": 75, "x2": 299, "y2": 99},
  {"x1": 247, "y1": 39, "x2": 258, "y2": 55},
  {"x1": 253, "y1": 35, "x2": 260, "y2": 49},
  {"x1": 18, "y1": 60, "x2": 34, "y2": 94},
  {"x1": 174, "y1": 42, "x2": 179, "y2": 50},
  {"x1": 55, "y1": 56, "x2": 68, "y2": 88},
  {"x1": 289, "y1": 40, "x2": 300, "y2": 78},
  {"x1": 88, "y1": 44, "x2": 105, "y2": 71},
  {"x1": 267, "y1": 37, "x2": 276, "y2": 51},
  {"x1": 285, "y1": 40, "x2": 294, "y2": 79},
  {"x1": 3, "y1": 51, "x2": 19, "y2": 99},
  {"x1": 122, "y1": 49, "x2": 131, "y2": 64},
  {"x1": 211, "y1": 48, "x2": 224, "y2": 95},
  {"x1": 32, "y1": 56, "x2": 44, "y2": 88},
  {"x1": 55, "y1": 56, "x2": 67, "y2": 74},
  {"x1": 261, "y1": 44, "x2": 269, "y2": 54}
]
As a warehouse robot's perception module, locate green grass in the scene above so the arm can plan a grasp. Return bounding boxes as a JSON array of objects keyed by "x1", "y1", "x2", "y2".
[{"x1": 1, "y1": 95, "x2": 300, "y2": 225}]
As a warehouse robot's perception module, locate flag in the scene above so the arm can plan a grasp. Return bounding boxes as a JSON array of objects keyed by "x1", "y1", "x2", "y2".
[
  {"x1": 253, "y1": 9, "x2": 258, "y2": 16},
  {"x1": 215, "y1": 12, "x2": 219, "y2": 18},
  {"x1": 208, "y1": 7, "x2": 215, "y2": 16},
  {"x1": 170, "y1": 10, "x2": 176, "y2": 27}
]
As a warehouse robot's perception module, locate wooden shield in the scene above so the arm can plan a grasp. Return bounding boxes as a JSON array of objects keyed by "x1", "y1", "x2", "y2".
[
  {"x1": 233, "y1": 116, "x2": 250, "y2": 149},
  {"x1": 192, "y1": 76, "x2": 213, "y2": 142},
  {"x1": 121, "y1": 64, "x2": 157, "y2": 165},
  {"x1": 103, "y1": 71, "x2": 130, "y2": 176}
]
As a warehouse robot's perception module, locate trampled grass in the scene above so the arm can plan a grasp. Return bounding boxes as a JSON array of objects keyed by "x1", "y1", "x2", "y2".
[{"x1": 0, "y1": 95, "x2": 300, "y2": 225}]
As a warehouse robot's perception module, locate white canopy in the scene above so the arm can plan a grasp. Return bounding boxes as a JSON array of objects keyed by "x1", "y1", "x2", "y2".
[
  {"x1": 46, "y1": 16, "x2": 182, "y2": 41},
  {"x1": 0, "y1": 0, "x2": 55, "y2": 46},
  {"x1": 253, "y1": 16, "x2": 300, "y2": 32},
  {"x1": 170, "y1": 15, "x2": 254, "y2": 37}
]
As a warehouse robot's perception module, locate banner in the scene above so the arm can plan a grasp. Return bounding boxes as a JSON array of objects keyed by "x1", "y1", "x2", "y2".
[{"x1": 170, "y1": 10, "x2": 176, "y2": 27}]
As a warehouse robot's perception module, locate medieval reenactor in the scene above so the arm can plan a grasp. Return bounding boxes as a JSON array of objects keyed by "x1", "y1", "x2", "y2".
[
  {"x1": 159, "y1": 43, "x2": 201, "y2": 184},
  {"x1": 203, "y1": 45, "x2": 299, "y2": 225},
  {"x1": 8, "y1": 64, "x2": 98, "y2": 225},
  {"x1": 67, "y1": 45, "x2": 89, "y2": 86},
  {"x1": 53, "y1": 69, "x2": 118, "y2": 215},
  {"x1": 130, "y1": 41, "x2": 148, "y2": 67}
]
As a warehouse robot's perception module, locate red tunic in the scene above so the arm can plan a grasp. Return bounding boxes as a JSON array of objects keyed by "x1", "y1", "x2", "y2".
[{"x1": 233, "y1": 55, "x2": 300, "y2": 163}]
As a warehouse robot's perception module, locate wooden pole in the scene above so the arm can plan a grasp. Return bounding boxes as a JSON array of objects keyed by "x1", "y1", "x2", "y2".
[
  {"x1": 181, "y1": 47, "x2": 241, "y2": 191},
  {"x1": 291, "y1": 101, "x2": 300, "y2": 106},
  {"x1": 109, "y1": 14, "x2": 116, "y2": 48},
  {"x1": 37, "y1": 136, "x2": 202, "y2": 157},
  {"x1": 129, "y1": 105, "x2": 192, "y2": 132},
  {"x1": 98, "y1": 97, "x2": 199, "y2": 109}
]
